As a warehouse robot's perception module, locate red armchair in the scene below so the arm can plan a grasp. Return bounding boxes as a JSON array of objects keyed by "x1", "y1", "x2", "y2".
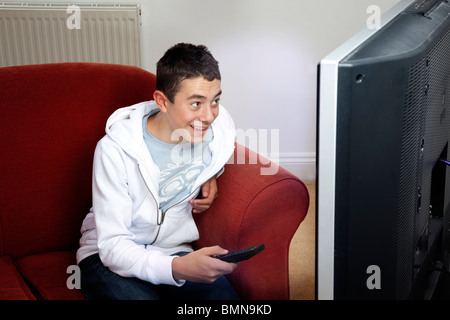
[{"x1": 0, "y1": 63, "x2": 309, "y2": 300}]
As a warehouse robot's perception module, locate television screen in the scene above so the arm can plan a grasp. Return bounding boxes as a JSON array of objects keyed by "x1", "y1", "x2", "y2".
[{"x1": 317, "y1": 0, "x2": 450, "y2": 299}]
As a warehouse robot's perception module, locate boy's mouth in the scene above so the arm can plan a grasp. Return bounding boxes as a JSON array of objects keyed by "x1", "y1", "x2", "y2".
[{"x1": 191, "y1": 124, "x2": 209, "y2": 136}]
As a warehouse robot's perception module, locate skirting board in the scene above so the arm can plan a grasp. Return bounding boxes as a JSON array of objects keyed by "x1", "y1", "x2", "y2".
[{"x1": 270, "y1": 153, "x2": 316, "y2": 181}]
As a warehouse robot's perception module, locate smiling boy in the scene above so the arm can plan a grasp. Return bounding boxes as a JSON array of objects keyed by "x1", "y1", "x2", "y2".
[{"x1": 76, "y1": 43, "x2": 239, "y2": 300}]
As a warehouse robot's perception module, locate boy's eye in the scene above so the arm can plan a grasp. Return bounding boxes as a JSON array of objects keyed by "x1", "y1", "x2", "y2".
[
  {"x1": 192, "y1": 102, "x2": 200, "y2": 108},
  {"x1": 212, "y1": 99, "x2": 220, "y2": 105}
]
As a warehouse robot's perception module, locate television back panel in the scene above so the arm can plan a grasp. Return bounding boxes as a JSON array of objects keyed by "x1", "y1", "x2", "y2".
[{"x1": 317, "y1": 0, "x2": 450, "y2": 299}]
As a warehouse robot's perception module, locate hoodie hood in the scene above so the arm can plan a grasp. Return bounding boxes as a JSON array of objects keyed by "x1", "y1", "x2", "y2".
[{"x1": 105, "y1": 101, "x2": 158, "y2": 160}]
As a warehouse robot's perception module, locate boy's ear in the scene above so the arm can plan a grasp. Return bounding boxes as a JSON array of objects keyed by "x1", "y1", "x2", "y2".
[{"x1": 153, "y1": 90, "x2": 169, "y2": 113}]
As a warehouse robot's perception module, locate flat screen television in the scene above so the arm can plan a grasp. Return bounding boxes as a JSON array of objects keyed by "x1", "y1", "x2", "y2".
[{"x1": 317, "y1": 0, "x2": 450, "y2": 299}]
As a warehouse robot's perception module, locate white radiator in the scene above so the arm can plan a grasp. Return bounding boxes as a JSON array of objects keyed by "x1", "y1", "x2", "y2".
[{"x1": 0, "y1": 3, "x2": 141, "y2": 67}]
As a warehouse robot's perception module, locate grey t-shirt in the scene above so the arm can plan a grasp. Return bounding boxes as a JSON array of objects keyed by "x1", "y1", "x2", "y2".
[{"x1": 142, "y1": 112, "x2": 213, "y2": 212}]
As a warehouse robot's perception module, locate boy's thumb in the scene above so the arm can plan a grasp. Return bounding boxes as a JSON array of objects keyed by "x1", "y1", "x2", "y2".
[{"x1": 206, "y1": 245, "x2": 228, "y2": 256}]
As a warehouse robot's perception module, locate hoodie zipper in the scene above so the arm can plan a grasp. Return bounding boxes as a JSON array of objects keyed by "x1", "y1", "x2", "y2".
[
  {"x1": 137, "y1": 163, "x2": 164, "y2": 245},
  {"x1": 138, "y1": 162, "x2": 218, "y2": 245}
]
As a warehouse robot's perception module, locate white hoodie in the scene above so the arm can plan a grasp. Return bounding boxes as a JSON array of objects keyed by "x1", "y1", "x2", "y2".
[{"x1": 76, "y1": 101, "x2": 235, "y2": 286}]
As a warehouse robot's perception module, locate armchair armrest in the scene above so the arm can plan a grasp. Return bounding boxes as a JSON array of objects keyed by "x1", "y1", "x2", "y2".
[{"x1": 193, "y1": 143, "x2": 310, "y2": 300}]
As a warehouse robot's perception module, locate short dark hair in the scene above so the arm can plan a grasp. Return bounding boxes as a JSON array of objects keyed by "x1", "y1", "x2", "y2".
[{"x1": 156, "y1": 43, "x2": 221, "y2": 102}]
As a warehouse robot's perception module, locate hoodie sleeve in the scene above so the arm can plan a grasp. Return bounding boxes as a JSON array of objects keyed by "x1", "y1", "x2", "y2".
[{"x1": 91, "y1": 137, "x2": 183, "y2": 286}]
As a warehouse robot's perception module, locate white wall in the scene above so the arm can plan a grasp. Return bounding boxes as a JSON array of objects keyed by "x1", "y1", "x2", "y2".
[
  {"x1": 30, "y1": 0, "x2": 400, "y2": 180},
  {"x1": 143, "y1": 0, "x2": 400, "y2": 181}
]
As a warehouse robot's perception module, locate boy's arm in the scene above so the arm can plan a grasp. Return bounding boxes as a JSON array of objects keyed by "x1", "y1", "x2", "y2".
[
  {"x1": 93, "y1": 138, "x2": 180, "y2": 286},
  {"x1": 172, "y1": 246, "x2": 237, "y2": 283}
]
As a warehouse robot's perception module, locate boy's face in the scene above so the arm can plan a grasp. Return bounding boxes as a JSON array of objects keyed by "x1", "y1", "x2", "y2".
[{"x1": 162, "y1": 76, "x2": 221, "y2": 144}]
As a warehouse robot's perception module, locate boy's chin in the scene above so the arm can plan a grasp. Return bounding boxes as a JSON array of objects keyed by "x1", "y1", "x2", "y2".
[{"x1": 190, "y1": 135, "x2": 206, "y2": 144}]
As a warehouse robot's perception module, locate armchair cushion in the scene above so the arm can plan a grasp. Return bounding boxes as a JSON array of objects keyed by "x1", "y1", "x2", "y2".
[
  {"x1": 0, "y1": 256, "x2": 35, "y2": 300},
  {"x1": 15, "y1": 251, "x2": 84, "y2": 300}
]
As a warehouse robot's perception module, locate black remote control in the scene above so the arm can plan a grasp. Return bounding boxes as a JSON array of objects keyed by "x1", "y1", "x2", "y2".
[{"x1": 214, "y1": 244, "x2": 265, "y2": 263}]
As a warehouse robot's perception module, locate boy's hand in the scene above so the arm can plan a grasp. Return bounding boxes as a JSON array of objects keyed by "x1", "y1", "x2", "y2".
[
  {"x1": 172, "y1": 246, "x2": 238, "y2": 283},
  {"x1": 189, "y1": 176, "x2": 218, "y2": 213}
]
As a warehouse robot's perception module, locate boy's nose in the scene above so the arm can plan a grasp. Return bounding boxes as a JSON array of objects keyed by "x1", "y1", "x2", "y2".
[{"x1": 198, "y1": 106, "x2": 215, "y2": 123}]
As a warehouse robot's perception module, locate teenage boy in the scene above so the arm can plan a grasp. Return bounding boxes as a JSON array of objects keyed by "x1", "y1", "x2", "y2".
[{"x1": 76, "y1": 43, "x2": 239, "y2": 300}]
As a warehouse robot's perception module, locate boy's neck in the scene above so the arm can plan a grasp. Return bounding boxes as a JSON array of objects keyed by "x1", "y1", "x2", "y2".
[
  {"x1": 147, "y1": 112, "x2": 169, "y2": 144},
  {"x1": 147, "y1": 112, "x2": 188, "y2": 145}
]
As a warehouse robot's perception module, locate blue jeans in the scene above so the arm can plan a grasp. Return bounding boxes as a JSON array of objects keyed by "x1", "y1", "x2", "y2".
[{"x1": 78, "y1": 253, "x2": 240, "y2": 300}]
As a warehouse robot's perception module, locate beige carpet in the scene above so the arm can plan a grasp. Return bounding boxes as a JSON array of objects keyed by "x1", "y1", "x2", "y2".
[{"x1": 289, "y1": 181, "x2": 315, "y2": 300}]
